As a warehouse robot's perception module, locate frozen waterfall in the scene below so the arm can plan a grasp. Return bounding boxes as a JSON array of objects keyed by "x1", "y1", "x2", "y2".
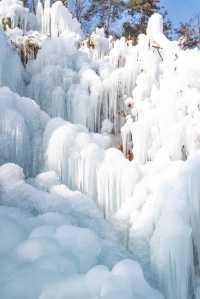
[{"x1": 1, "y1": 2, "x2": 200, "y2": 299}]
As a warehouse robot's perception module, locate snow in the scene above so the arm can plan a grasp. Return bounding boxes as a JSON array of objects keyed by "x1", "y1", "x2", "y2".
[{"x1": 1, "y1": 4, "x2": 200, "y2": 299}]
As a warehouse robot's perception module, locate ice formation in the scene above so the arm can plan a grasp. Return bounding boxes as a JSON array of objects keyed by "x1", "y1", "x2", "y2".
[
  {"x1": 0, "y1": 31, "x2": 24, "y2": 92},
  {"x1": 36, "y1": 0, "x2": 81, "y2": 37},
  {"x1": 1, "y1": 1, "x2": 200, "y2": 299},
  {"x1": 0, "y1": 87, "x2": 48, "y2": 176},
  {"x1": 44, "y1": 118, "x2": 109, "y2": 194},
  {"x1": 0, "y1": 163, "x2": 165, "y2": 299},
  {"x1": 0, "y1": 0, "x2": 37, "y2": 31}
]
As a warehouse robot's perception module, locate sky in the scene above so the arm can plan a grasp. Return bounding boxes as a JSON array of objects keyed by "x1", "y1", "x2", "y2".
[{"x1": 161, "y1": 0, "x2": 200, "y2": 25}]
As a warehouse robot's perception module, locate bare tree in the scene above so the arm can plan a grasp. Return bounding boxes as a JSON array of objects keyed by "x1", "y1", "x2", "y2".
[
  {"x1": 75, "y1": 0, "x2": 81, "y2": 21},
  {"x1": 72, "y1": 0, "x2": 87, "y2": 22},
  {"x1": 176, "y1": 15, "x2": 200, "y2": 49},
  {"x1": 83, "y1": 0, "x2": 125, "y2": 34}
]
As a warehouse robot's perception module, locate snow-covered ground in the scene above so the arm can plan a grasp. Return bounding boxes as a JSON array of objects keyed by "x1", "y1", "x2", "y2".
[{"x1": 1, "y1": 1, "x2": 200, "y2": 299}]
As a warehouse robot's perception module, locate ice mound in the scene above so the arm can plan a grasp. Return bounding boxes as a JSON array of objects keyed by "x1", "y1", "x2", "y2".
[
  {"x1": 85, "y1": 265, "x2": 111, "y2": 296},
  {"x1": 0, "y1": 163, "x2": 24, "y2": 188},
  {"x1": 55, "y1": 225, "x2": 101, "y2": 272},
  {"x1": 0, "y1": 215, "x2": 26, "y2": 255},
  {"x1": 0, "y1": 162, "x2": 163, "y2": 299},
  {"x1": 16, "y1": 237, "x2": 61, "y2": 262},
  {"x1": 34, "y1": 171, "x2": 60, "y2": 191}
]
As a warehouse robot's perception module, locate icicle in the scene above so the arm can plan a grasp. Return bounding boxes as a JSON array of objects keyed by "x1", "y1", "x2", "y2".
[
  {"x1": 0, "y1": 87, "x2": 48, "y2": 176},
  {"x1": 97, "y1": 149, "x2": 140, "y2": 218},
  {"x1": 151, "y1": 217, "x2": 194, "y2": 299},
  {"x1": 0, "y1": 108, "x2": 31, "y2": 176},
  {"x1": 90, "y1": 27, "x2": 109, "y2": 60},
  {"x1": 109, "y1": 37, "x2": 127, "y2": 68},
  {"x1": 0, "y1": 31, "x2": 24, "y2": 93},
  {"x1": 43, "y1": 0, "x2": 51, "y2": 36},
  {"x1": 45, "y1": 119, "x2": 106, "y2": 198},
  {"x1": 185, "y1": 153, "x2": 200, "y2": 275},
  {"x1": 121, "y1": 116, "x2": 133, "y2": 156},
  {"x1": 130, "y1": 118, "x2": 153, "y2": 164},
  {"x1": 36, "y1": 0, "x2": 43, "y2": 32},
  {"x1": 51, "y1": 86, "x2": 66, "y2": 119},
  {"x1": 99, "y1": 65, "x2": 136, "y2": 135},
  {"x1": 78, "y1": 143, "x2": 104, "y2": 198},
  {"x1": 50, "y1": 1, "x2": 81, "y2": 38}
]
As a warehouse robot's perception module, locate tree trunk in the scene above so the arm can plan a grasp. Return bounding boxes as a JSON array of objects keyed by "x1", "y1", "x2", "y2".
[{"x1": 75, "y1": 0, "x2": 81, "y2": 21}]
